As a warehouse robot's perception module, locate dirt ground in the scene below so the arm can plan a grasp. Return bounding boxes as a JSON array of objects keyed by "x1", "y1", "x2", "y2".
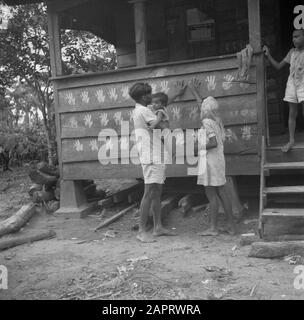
[{"x1": 0, "y1": 168, "x2": 303, "y2": 300}]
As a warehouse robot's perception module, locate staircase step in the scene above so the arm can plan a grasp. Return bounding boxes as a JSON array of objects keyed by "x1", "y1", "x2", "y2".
[
  {"x1": 265, "y1": 186, "x2": 304, "y2": 194},
  {"x1": 264, "y1": 162, "x2": 304, "y2": 170},
  {"x1": 262, "y1": 208, "x2": 304, "y2": 218}
]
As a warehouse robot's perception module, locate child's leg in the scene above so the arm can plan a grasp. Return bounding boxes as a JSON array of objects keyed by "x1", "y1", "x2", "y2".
[
  {"x1": 198, "y1": 186, "x2": 219, "y2": 236},
  {"x1": 152, "y1": 183, "x2": 177, "y2": 237},
  {"x1": 282, "y1": 103, "x2": 298, "y2": 152},
  {"x1": 137, "y1": 184, "x2": 156, "y2": 243},
  {"x1": 216, "y1": 185, "x2": 237, "y2": 235}
]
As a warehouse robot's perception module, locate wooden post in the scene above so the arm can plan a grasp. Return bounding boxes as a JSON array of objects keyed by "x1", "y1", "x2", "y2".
[
  {"x1": 56, "y1": 180, "x2": 97, "y2": 218},
  {"x1": 47, "y1": 7, "x2": 62, "y2": 76},
  {"x1": 47, "y1": 6, "x2": 92, "y2": 217},
  {"x1": 247, "y1": 0, "x2": 267, "y2": 152},
  {"x1": 129, "y1": 0, "x2": 147, "y2": 66},
  {"x1": 47, "y1": 6, "x2": 63, "y2": 178}
]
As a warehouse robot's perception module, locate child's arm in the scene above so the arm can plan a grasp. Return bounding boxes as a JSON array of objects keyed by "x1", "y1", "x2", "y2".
[
  {"x1": 263, "y1": 46, "x2": 288, "y2": 70},
  {"x1": 194, "y1": 132, "x2": 218, "y2": 155},
  {"x1": 205, "y1": 136, "x2": 218, "y2": 150},
  {"x1": 149, "y1": 112, "x2": 164, "y2": 129},
  {"x1": 188, "y1": 78, "x2": 203, "y2": 105},
  {"x1": 167, "y1": 80, "x2": 187, "y2": 105}
]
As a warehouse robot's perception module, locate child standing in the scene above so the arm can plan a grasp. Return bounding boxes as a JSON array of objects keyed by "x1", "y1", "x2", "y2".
[
  {"x1": 264, "y1": 29, "x2": 304, "y2": 152},
  {"x1": 129, "y1": 82, "x2": 177, "y2": 243},
  {"x1": 188, "y1": 79, "x2": 237, "y2": 236}
]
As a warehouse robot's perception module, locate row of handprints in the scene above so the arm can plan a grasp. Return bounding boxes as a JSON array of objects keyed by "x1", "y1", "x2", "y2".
[
  {"x1": 68, "y1": 125, "x2": 255, "y2": 153},
  {"x1": 61, "y1": 73, "x2": 252, "y2": 106},
  {"x1": 62, "y1": 106, "x2": 256, "y2": 130}
]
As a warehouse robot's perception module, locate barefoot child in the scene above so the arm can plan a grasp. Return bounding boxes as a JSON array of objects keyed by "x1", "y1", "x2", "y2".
[
  {"x1": 188, "y1": 80, "x2": 237, "y2": 236},
  {"x1": 264, "y1": 29, "x2": 304, "y2": 152},
  {"x1": 129, "y1": 82, "x2": 177, "y2": 243}
]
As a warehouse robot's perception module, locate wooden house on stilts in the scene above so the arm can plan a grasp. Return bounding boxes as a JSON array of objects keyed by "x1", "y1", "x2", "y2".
[{"x1": 4, "y1": 0, "x2": 304, "y2": 238}]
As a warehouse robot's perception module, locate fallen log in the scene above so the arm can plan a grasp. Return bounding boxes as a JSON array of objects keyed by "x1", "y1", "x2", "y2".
[
  {"x1": 249, "y1": 241, "x2": 304, "y2": 259},
  {"x1": 0, "y1": 204, "x2": 37, "y2": 238},
  {"x1": 0, "y1": 230, "x2": 56, "y2": 251},
  {"x1": 95, "y1": 203, "x2": 137, "y2": 231}
]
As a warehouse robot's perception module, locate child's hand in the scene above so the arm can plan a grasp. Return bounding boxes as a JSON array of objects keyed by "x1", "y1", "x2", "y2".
[
  {"x1": 174, "y1": 80, "x2": 187, "y2": 96},
  {"x1": 190, "y1": 77, "x2": 201, "y2": 89},
  {"x1": 263, "y1": 45, "x2": 270, "y2": 57}
]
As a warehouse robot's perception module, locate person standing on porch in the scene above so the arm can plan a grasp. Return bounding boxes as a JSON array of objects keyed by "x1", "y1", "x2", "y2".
[
  {"x1": 129, "y1": 82, "x2": 177, "y2": 243},
  {"x1": 188, "y1": 79, "x2": 237, "y2": 236},
  {"x1": 263, "y1": 29, "x2": 304, "y2": 153}
]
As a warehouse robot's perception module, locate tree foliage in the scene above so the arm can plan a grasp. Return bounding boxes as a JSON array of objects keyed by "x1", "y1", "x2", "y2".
[{"x1": 0, "y1": 2, "x2": 117, "y2": 169}]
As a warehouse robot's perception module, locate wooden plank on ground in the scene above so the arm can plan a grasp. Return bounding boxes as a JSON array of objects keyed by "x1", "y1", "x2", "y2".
[
  {"x1": 0, "y1": 230, "x2": 56, "y2": 251},
  {"x1": 94, "y1": 203, "x2": 137, "y2": 231},
  {"x1": 249, "y1": 241, "x2": 304, "y2": 259}
]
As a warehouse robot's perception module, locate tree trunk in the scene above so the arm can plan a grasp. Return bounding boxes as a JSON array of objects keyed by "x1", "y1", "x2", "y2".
[
  {"x1": 0, "y1": 230, "x2": 56, "y2": 251},
  {"x1": 0, "y1": 204, "x2": 37, "y2": 238}
]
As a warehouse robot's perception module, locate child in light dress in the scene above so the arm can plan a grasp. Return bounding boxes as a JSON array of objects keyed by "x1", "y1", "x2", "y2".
[{"x1": 188, "y1": 79, "x2": 237, "y2": 236}]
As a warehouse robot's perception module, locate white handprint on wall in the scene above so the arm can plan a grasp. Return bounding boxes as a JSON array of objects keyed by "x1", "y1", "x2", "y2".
[
  {"x1": 69, "y1": 117, "x2": 78, "y2": 128},
  {"x1": 151, "y1": 83, "x2": 157, "y2": 94},
  {"x1": 74, "y1": 140, "x2": 84, "y2": 152},
  {"x1": 222, "y1": 74, "x2": 234, "y2": 90},
  {"x1": 241, "y1": 126, "x2": 252, "y2": 141},
  {"x1": 95, "y1": 89, "x2": 106, "y2": 103},
  {"x1": 65, "y1": 92, "x2": 76, "y2": 106},
  {"x1": 240, "y1": 109, "x2": 249, "y2": 117},
  {"x1": 206, "y1": 76, "x2": 216, "y2": 91},
  {"x1": 160, "y1": 80, "x2": 170, "y2": 94},
  {"x1": 171, "y1": 106, "x2": 181, "y2": 121},
  {"x1": 81, "y1": 91, "x2": 90, "y2": 104},
  {"x1": 189, "y1": 106, "x2": 199, "y2": 121},
  {"x1": 121, "y1": 86, "x2": 130, "y2": 100},
  {"x1": 230, "y1": 110, "x2": 239, "y2": 118},
  {"x1": 108, "y1": 88, "x2": 118, "y2": 101},
  {"x1": 113, "y1": 112, "x2": 122, "y2": 126},
  {"x1": 106, "y1": 138, "x2": 114, "y2": 151},
  {"x1": 128, "y1": 110, "x2": 134, "y2": 122},
  {"x1": 225, "y1": 129, "x2": 238, "y2": 143},
  {"x1": 84, "y1": 114, "x2": 93, "y2": 128},
  {"x1": 99, "y1": 113, "x2": 109, "y2": 126},
  {"x1": 240, "y1": 75, "x2": 250, "y2": 89},
  {"x1": 89, "y1": 140, "x2": 99, "y2": 151}
]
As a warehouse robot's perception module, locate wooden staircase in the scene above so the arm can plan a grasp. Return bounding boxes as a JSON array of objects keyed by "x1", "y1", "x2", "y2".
[{"x1": 259, "y1": 136, "x2": 304, "y2": 238}]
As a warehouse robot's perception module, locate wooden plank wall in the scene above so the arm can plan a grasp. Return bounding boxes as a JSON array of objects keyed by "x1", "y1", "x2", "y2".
[{"x1": 53, "y1": 55, "x2": 260, "y2": 179}]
